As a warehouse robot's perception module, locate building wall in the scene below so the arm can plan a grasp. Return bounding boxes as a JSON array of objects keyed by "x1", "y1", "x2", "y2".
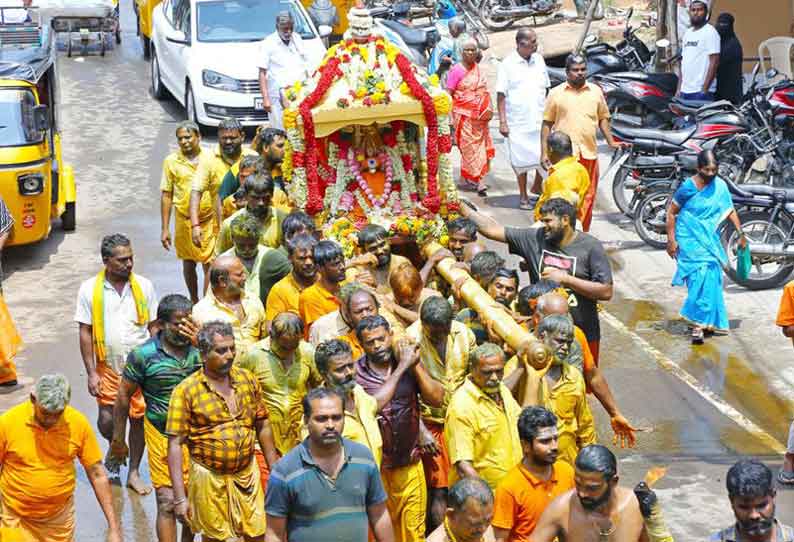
[{"x1": 710, "y1": 0, "x2": 793, "y2": 64}]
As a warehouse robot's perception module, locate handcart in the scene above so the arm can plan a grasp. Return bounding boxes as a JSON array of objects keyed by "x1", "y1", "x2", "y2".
[{"x1": 39, "y1": 0, "x2": 119, "y2": 57}]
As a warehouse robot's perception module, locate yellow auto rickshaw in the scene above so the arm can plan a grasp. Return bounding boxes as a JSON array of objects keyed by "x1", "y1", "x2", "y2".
[{"x1": 0, "y1": 15, "x2": 76, "y2": 246}]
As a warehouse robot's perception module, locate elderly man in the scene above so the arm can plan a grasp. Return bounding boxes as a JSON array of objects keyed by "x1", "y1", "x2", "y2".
[
  {"x1": 240, "y1": 312, "x2": 321, "y2": 490},
  {"x1": 299, "y1": 240, "x2": 347, "y2": 334},
  {"x1": 166, "y1": 321, "x2": 277, "y2": 542},
  {"x1": 530, "y1": 446, "x2": 646, "y2": 542},
  {"x1": 355, "y1": 315, "x2": 444, "y2": 542},
  {"x1": 350, "y1": 223, "x2": 411, "y2": 295},
  {"x1": 189, "y1": 118, "x2": 257, "y2": 243},
  {"x1": 427, "y1": 478, "x2": 496, "y2": 542},
  {"x1": 220, "y1": 212, "x2": 272, "y2": 301},
  {"x1": 75, "y1": 233, "x2": 158, "y2": 494},
  {"x1": 314, "y1": 339, "x2": 383, "y2": 465},
  {"x1": 0, "y1": 374, "x2": 121, "y2": 542},
  {"x1": 406, "y1": 296, "x2": 476, "y2": 530},
  {"x1": 265, "y1": 232, "x2": 317, "y2": 327},
  {"x1": 216, "y1": 175, "x2": 286, "y2": 255},
  {"x1": 265, "y1": 388, "x2": 394, "y2": 542},
  {"x1": 496, "y1": 27, "x2": 550, "y2": 210},
  {"x1": 541, "y1": 54, "x2": 623, "y2": 231},
  {"x1": 493, "y1": 407, "x2": 574, "y2": 542},
  {"x1": 192, "y1": 254, "x2": 266, "y2": 361},
  {"x1": 109, "y1": 294, "x2": 201, "y2": 542},
  {"x1": 710, "y1": 460, "x2": 794, "y2": 541},
  {"x1": 161, "y1": 121, "x2": 213, "y2": 303},
  {"x1": 445, "y1": 343, "x2": 524, "y2": 490},
  {"x1": 258, "y1": 11, "x2": 312, "y2": 130}
]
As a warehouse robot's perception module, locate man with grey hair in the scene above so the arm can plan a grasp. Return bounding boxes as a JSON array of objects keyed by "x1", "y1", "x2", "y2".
[
  {"x1": 445, "y1": 343, "x2": 524, "y2": 490},
  {"x1": 427, "y1": 478, "x2": 496, "y2": 542},
  {"x1": 0, "y1": 374, "x2": 121, "y2": 541},
  {"x1": 258, "y1": 11, "x2": 312, "y2": 129}
]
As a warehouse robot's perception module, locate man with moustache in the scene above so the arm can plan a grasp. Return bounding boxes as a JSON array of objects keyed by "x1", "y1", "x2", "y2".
[
  {"x1": 215, "y1": 175, "x2": 286, "y2": 254},
  {"x1": 221, "y1": 212, "x2": 272, "y2": 301},
  {"x1": 351, "y1": 224, "x2": 411, "y2": 295},
  {"x1": 259, "y1": 211, "x2": 317, "y2": 306},
  {"x1": 109, "y1": 294, "x2": 201, "y2": 542},
  {"x1": 492, "y1": 407, "x2": 574, "y2": 542},
  {"x1": 265, "y1": 388, "x2": 395, "y2": 542},
  {"x1": 530, "y1": 445, "x2": 647, "y2": 542},
  {"x1": 427, "y1": 478, "x2": 497, "y2": 542},
  {"x1": 189, "y1": 118, "x2": 257, "y2": 244},
  {"x1": 299, "y1": 240, "x2": 347, "y2": 334},
  {"x1": 219, "y1": 155, "x2": 261, "y2": 220},
  {"x1": 355, "y1": 315, "x2": 444, "y2": 542},
  {"x1": 160, "y1": 121, "x2": 212, "y2": 302},
  {"x1": 166, "y1": 321, "x2": 277, "y2": 542},
  {"x1": 710, "y1": 459, "x2": 794, "y2": 542},
  {"x1": 265, "y1": 233, "x2": 317, "y2": 327},
  {"x1": 460, "y1": 197, "x2": 613, "y2": 364},
  {"x1": 540, "y1": 55, "x2": 623, "y2": 231},
  {"x1": 457, "y1": 266, "x2": 518, "y2": 346}
]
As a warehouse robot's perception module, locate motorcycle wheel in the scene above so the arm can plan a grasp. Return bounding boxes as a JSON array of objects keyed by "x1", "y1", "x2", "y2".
[
  {"x1": 633, "y1": 190, "x2": 670, "y2": 250},
  {"x1": 721, "y1": 210, "x2": 794, "y2": 290},
  {"x1": 479, "y1": 0, "x2": 516, "y2": 31},
  {"x1": 456, "y1": 5, "x2": 491, "y2": 49},
  {"x1": 612, "y1": 166, "x2": 639, "y2": 216}
]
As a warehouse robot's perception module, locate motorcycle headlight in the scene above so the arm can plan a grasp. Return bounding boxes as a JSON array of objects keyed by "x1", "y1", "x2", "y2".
[
  {"x1": 18, "y1": 173, "x2": 44, "y2": 196},
  {"x1": 202, "y1": 70, "x2": 241, "y2": 92}
]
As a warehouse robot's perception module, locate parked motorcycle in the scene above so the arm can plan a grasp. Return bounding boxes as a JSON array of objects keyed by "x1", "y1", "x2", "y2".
[{"x1": 370, "y1": 3, "x2": 440, "y2": 69}]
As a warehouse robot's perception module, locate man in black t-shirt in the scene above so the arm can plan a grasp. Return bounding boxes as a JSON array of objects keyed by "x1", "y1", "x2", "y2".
[{"x1": 459, "y1": 197, "x2": 613, "y2": 363}]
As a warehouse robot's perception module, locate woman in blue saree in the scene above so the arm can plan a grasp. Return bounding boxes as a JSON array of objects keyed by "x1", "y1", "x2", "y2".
[{"x1": 666, "y1": 150, "x2": 747, "y2": 344}]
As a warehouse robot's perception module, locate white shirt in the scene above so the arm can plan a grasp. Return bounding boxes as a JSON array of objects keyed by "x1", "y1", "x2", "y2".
[
  {"x1": 681, "y1": 24, "x2": 720, "y2": 94},
  {"x1": 257, "y1": 32, "x2": 310, "y2": 99},
  {"x1": 495, "y1": 51, "x2": 550, "y2": 130},
  {"x1": 74, "y1": 275, "x2": 158, "y2": 373}
]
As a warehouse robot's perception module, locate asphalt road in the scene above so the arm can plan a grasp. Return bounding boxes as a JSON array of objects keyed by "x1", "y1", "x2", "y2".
[{"x1": 1, "y1": 2, "x2": 793, "y2": 540}]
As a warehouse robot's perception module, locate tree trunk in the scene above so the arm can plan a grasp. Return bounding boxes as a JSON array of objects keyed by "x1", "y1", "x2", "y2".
[{"x1": 575, "y1": 0, "x2": 601, "y2": 53}]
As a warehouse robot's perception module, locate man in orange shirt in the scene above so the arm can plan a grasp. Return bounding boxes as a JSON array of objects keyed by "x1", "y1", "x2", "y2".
[
  {"x1": 0, "y1": 374, "x2": 121, "y2": 542},
  {"x1": 299, "y1": 240, "x2": 347, "y2": 336},
  {"x1": 492, "y1": 406, "x2": 574, "y2": 542},
  {"x1": 775, "y1": 280, "x2": 794, "y2": 485},
  {"x1": 265, "y1": 233, "x2": 317, "y2": 329}
]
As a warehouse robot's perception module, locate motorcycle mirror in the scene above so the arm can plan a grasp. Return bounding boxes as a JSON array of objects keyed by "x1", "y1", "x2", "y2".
[
  {"x1": 656, "y1": 38, "x2": 670, "y2": 48},
  {"x1": 627, "y1": 6, "x2": 633, "y2": 21},
  {"x1": 767, "y1": 68, "x2": 780, "y2": 80},
  {"x1": 584, "y1": 34, "x2": 598, "y2": 46}
]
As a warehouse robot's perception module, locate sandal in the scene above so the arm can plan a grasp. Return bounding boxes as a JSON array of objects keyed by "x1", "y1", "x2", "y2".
[
  {"x1": 691, "y1": 327, "x2": 704, "y2": 345},
  {"x1": 778, "y1": 470, "x2": 794, "y2": 485},
  {"x1": 519, "y1": 199, "x2": 532, "y2": 210},
  {"x1": 477, "y1": 187, "x2": 488, "y2": 197}
]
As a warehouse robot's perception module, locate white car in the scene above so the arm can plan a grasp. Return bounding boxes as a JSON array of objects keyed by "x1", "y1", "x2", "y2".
[{"x1": 149, "y1": 0, "x2": 327, "y2": 128}]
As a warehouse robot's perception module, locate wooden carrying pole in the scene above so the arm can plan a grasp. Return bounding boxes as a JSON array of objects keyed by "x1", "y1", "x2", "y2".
[{"x1": 422, "y1": 242, "x2": 551, "y2": 404}]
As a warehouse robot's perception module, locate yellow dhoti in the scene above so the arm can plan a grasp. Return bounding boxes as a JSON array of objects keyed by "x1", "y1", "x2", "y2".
[
  {"x1": 0, "y1": 495, "x2": 75, "y2": 542},
  {"x1": 381, "y1": 461, "x2": 427, "y2": 542},
  {"x1": 0, "y1": 295, "x2": 21, "y2": 385},
  {"x1": 143, "y1": 417, "x2": 188, "y2": 489},
  {"x1": 174, "y1": 213, "x2": 216, "y2": 263},
  {"x1": 187, "y1": 458, "x2": 265, "y2": 540}
]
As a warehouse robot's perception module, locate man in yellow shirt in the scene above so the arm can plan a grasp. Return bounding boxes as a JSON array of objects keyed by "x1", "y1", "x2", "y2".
[
  {"x1": 0, "y1": 374, "x2": 121, "y2": 542},
  {"x1": 536, "y1": 314, "x2": 596, "y2": 465},
  {"x1": 220, "y1": 212, "x2": 272, "y2": 302},
  {"x1": 189, "y1": 117, "x2": 257, "y2": 248},
  {"x1": 215, "y1": 175, "x2": 287, "y2": 255},
  {"x1": 534, "y1": 132, "x2": 590, "y2": 224},
  {"x1": 265, "y1": 232, "x2": 317, "y2": 328},
  {"x1": 240, "y1": 312, "x2": 322, "y2": 490},
  {"x1": 405, "y1": 296, "x2": 476, "y2": 531},
  {"x1": 299, "y1": 240, "x2": 347, "y2": 336},
  {"x1": 445, "y1": 343, "x2": 523, "y2": 490},
  {"x1": 161, "y1": 121, "x2": 213, "y2": 303},
  {"x1": 314, "y1": 338, "x2": 383, "y2": 466},
  {"x1": 192, "y1": 254, "x2": 266, "y2": 361}
]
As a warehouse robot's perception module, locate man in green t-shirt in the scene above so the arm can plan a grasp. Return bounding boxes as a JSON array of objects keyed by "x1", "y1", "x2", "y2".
[{"x1": 109, "y1": 294, "x2": 201, "y2": 542}]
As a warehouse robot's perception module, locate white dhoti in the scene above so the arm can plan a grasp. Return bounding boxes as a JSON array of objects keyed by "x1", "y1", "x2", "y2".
[
  {"x1": 506, "y1": 128, "x2": 542, "y2": 175},
  {"x1": 268, "y1": 92, "x2": 284, "y2": 130}
]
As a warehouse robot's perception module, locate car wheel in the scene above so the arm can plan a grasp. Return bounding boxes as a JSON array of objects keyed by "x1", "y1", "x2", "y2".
[
  {"x1": 186, "y1": 83, "x2": 198, "y2": 123},
  {"x1": 142, "y1": 35, "x2": 151, "y2": 59},
  {"x1": 151, "y1": 49, "x2": 166, "y2": 100}
]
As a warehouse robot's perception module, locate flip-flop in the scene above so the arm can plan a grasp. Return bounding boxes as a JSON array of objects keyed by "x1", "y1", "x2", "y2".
[
  {"x1": 477, "y1": 188, "x2": 488, "y2": 197},
  {"x1": 778, "y1": 470, "x2": 794, "y2": 485},
  {"x1": 519, "y1": 200, "x2": 532, "y2": 210}
]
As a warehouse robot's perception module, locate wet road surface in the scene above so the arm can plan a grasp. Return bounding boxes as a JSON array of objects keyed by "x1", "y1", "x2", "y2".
[{"x1": 1, "y1": 3, "x2": 793, "y2": 540}]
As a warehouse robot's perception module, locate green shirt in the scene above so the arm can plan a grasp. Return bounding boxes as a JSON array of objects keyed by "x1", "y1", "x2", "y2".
[{"x1": 123, "y1": 335, "x2": 202, "y2": 434}]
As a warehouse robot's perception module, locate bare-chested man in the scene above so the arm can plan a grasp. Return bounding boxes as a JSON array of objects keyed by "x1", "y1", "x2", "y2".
[{"x1": 530, "y1": 445, "x2": 648, "y2": 542}]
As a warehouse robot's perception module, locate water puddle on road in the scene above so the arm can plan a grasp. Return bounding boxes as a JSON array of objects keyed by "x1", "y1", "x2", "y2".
[{"x1": 606, "y1": 297, "x2": 794, "y2": 452}]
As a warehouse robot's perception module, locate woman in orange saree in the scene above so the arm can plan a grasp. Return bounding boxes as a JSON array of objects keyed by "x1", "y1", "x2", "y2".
[{"x1": 447, "y1": 38, "x2": 494, "y2": 196}]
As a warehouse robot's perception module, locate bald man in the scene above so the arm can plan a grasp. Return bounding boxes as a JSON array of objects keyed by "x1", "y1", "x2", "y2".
[{"x1": 192, "y1": 254, "x2": 267, "y2": 360}]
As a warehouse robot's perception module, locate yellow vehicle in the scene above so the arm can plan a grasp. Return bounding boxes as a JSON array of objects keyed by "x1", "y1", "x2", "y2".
[
  {"x1": 0, "y1": 17, "x2": 76, "y2": 246},
  {"x1": 134, "y1": 0, "x2": 161, "y2": 59}
]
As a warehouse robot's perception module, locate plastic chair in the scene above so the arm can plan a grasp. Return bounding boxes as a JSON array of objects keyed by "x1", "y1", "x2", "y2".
[{"x1": 759, "y1": 37, "x2": 794, "y2": 80}]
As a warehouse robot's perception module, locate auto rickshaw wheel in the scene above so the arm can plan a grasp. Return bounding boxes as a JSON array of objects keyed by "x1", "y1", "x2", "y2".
[
  {"x1": 100, "y1": 35, "x2": 106, "y2": 56},
  {"x1": 67, "y1": 37, "x2": 72, "y2": 57},
  {"x1": 62, "y1": 202, "x2": 76, "y2": 231},
  {"x1": 116, "y1": 27, "x2": 121, "y2": 44},
  {"x1": 142, "y1": 35, "x2": 150, "y2": 60}
]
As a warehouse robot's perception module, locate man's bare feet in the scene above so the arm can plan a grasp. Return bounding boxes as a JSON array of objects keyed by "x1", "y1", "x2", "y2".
[{"x1": 127, "y1": 470, "x2": 152, "y2": 495}]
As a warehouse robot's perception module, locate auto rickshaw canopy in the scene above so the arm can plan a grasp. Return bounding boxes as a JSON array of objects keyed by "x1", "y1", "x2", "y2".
[{"x1": 0, "y1": 22, "x2": 55, "y2": 84}]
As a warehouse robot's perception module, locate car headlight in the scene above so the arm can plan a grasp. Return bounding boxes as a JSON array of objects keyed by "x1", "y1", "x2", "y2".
[
  {"x1": 18, "y1": 173, "x2": 44, "y2": 196},
  {"x1": 202, "y1": 70, "x2": 241, "y2": 92}
]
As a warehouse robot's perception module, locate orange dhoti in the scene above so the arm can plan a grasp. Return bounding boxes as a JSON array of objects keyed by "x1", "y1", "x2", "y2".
[
  {"x1": 0, "y1": 295, "x2": 21, "y2": 385},
  {"x1": 0, "y1": 495, "x2": 75, "y2": 542},
  {"x1": 421, "y1": 421, "x2": 451, "y2": 489},
  {"x1": 95, "y1": 361, "x2": 145, "y2": 419},
  {"x1": 578, "y1": 157, "x2": 600, "y2": 232}
]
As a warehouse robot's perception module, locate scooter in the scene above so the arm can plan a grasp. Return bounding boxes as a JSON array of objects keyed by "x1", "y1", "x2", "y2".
[{"x1": 370, "y1": 3, "x2": 439, "y2": 69}]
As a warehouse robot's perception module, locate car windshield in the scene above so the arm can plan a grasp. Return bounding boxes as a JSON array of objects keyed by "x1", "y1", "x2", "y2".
[
  {"x1": 197, "y1": 0, "x2": 314, "y2": 43},
  {"x1": 0, "y1": 89, "x2": 42, "y2": 147}
]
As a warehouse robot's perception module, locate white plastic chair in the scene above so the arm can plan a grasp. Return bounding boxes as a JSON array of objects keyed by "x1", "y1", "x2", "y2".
[{"x1": 759, "y1": 37, "x2": 794, "y2": 80}]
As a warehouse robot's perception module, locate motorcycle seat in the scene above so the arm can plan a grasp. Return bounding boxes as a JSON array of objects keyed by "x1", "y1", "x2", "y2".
[
  {"x1": 670, "y1": 97, "x2": 734, "y2": 116},
  {"x1": 740, "y1": 183, "x2": 794, "y2": 202},
  {"x1": 604, "y1": 71, "x2": 678, "y2": 95},
  {"x1": 379, "y1": 19, "x2": 429, "y2": 46},
  {"x1": 612, "y1": 123, "x2": 696, "y2": 146}
]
